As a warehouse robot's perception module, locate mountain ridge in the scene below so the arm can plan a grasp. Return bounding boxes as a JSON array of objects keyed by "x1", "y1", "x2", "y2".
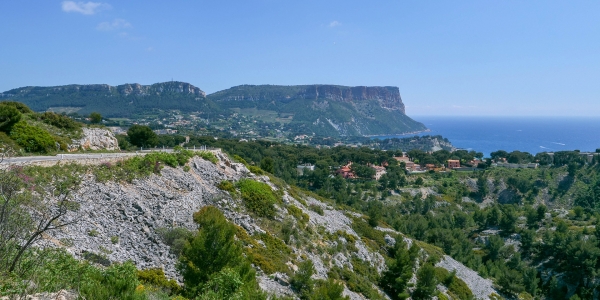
[{"x1": 1, "y1": 81, "x2": 426, "y2": 137}]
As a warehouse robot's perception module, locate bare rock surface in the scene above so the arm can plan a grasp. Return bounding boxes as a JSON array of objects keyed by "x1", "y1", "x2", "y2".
[
  {"x1": 69, "y1": 128, "x2": 119, "y2": 151},
  {"x1": 37, "y1": 155, "x2": 252, "y2": 279},
  {"x1": 436, "y1": 255, "x2": 498, "y2": 300}
]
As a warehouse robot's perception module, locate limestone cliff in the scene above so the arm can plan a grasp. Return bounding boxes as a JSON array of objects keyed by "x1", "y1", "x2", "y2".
[
  {"x1": 298, "y1": 85, "x2": 405, "y2": 113},
  {"x1": 68, "y1": 128, "x2": 119, "y2": 152},
  {"x1": 0, "y1": 81, "x2": 206, "y2": 117}
]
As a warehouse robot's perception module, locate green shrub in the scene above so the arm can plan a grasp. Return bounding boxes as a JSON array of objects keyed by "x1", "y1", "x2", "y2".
[
  {"x1": 237, "y1": 179, "x2": 278, "y2": 218},
  {"x1": 156, "y1": 227, "x2": 194, "y2": 256},
  {"x1": 350, "y1": 217, "x2": 386, "y2": 249},
  {"x1": 247, "y1": 233, "x2": 291, "y2": 274},
  {"x1": 137, "y1": 268, "x2": 180, "y2": 294},
  {"x1": 0, "y1": 104, "x2": 21, "y2": 132},
  {"x1": 79, "y1": 261, "x2": 145, "y2": 300},
  {"x1": 0, "y1": 101, "x2": 33, "y2": 114},
  {"x1": 329, "y1": 266, "x2": 384, "y2": 300},
  {"x1": 217, "y1": 180, "x2": 237, "y2": 194},
  {"x1": 198, "y1": 151, "x2": 218, "y2": 164},
  {"x1": 434, "y1": 267, "x2": 473, "y2": 299},
  {"x1": 290, "y1": 260, "x2": 314, "y2": 299},
  {"x1": 82, "y1": 251, "x2": 110, "y2": 266},
  {"x1": 0, "y1": 132, "x2": 20, "y2": 151},
  {"x1": 233, "y1": 155, "x2": 248, "y2": 165},
  {"x1": 111, "y1": 236, "x2": 119, "y2": 244},
  {"x1": 248, "y1": 165, "x2": 265, "y2": 175},
  {"x1": 309, "y1": 204, "x2": 324, "y2": 216},
  {"x1": 287, "y1": 205, "x2": 310, "y2": 225},
  {"x1": 38, "y1": 112, "x2": 81, "y2": 131},
  {"x1": 10, "y1": 121, "x2": 55, "y2": 153}
]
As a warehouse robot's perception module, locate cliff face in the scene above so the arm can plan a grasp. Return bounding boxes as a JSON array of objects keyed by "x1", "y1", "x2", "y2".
[
  {"x1": 209, "y1": 84, "x2": 423, "y2": 136},
  {"x1": 0, "y1": 81, "x2": 208, "y2": 117},
  {"x1": 298, "y1": 85, "x2": 405, "y2": 113},
  {"x1": 1, "y1": 81, "x2": 205, "y2": 98},
  {"x1": 117, "y1": 82, "x2": 205, "y2": 97}
]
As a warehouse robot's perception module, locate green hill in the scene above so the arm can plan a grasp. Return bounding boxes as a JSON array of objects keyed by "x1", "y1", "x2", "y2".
[
  {"x1": 208, "y1": 84, "x2": 426, "y2": 137},
  {"x1": 0, "y1": 81, "x2": 210, "y2": 118},
  {"x1": 1, "y1": 82, "x2": 427, "y2": 137}
]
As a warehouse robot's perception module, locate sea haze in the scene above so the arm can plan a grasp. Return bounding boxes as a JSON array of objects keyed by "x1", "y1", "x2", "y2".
[{"x1": 379, "y1": 116, "x2": 600, "y2": 157}]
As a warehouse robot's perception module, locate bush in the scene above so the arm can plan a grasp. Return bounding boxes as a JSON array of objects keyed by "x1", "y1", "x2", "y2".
[
  {"x1": 197, "y1": 151, "x2": 218, "y2": 164},
  {"x1": 309, "y1": 204, "x2": 324, "y2": 216},
  {"x1": 127, "y1": 125, "x2": 158, "y2": 148},
  {"x1": 351, "y1": 217, "x2": 386, "y2": 248},
  {"x1": 89, "y1": 112, "x2": 102, "y2": 124},
  {"x1": 0, "y1": 105, "x2": 21, "y2": 132},
  {"x1": 217, "y1": 180, "x2": 236, "y2": 194},
  {"x1": 180, "y1": 206, "x2": 258, "y2": 298},
  {"x1": 0, "y1": 101, "x2": 33, "y2": 114},
  {"x1": 434, "y1": 267, "x2": 473, "y2": 299},
  {"x1": 157, "y1": 227, "x2": 194, "y2": 256},
  {"x1": 290, "y1": 260, "x2": 314, "y2": 299},
  {"x1": 117, "y1": 135, "x2": 132, "y2": 150},
  {"x1": 287, "y1": 205, "x2": 310, "y2": 225},
  {"x1": 39, "y1": 112, "x2": 81, "y2": 131},
  {"x1": 0, "y1": 132, "x2": 20, "y2": 151},
  {"x1": 237, "y1": 179, "x2": 278, "y2": 218},
  {"x1": 10, "y1": 121, "x2": 55, "y2": 153},
  {"x1": 137, "y1": 268, "x2": 180, "y2": 294},
  {"x1": 248, "y1": 165, "x2": 265, "y2": 175}
]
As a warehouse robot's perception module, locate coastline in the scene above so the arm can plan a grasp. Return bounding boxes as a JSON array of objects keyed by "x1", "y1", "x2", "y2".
[{"x1": 365, "y1": 128, "x2": 432, "y2": 138}]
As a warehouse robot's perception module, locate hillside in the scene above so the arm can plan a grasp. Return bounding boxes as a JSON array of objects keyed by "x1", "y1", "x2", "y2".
[
  {"x1": 5, "y1": 139, "x2": 600, "y2": 299},
  {"x1": 0, "y1": 101, "x2": 118, "y2": 154},
  {"x1": 0, "y1": 82, "x2": 209, "y2": 118},
  {"x1": 0, "y1": 149, "x2": 499, "y2": 300},
  {"x1": 208, "y1": 84, "x2": 426, "y2": 137},
  {"x1": 1, "y1": 82, "x2": 427, "y2": 137}
]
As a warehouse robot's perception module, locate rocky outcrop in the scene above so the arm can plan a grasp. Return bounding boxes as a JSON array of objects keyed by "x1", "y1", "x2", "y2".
[
  {"x1": 68, "y1": 128, "x2": 119, "y2": 152},
  {"x1": 2, "y1": 82, "x2": 205, "y2": 99},
  {"x1": 299, "y1": 85, "x2": 405, "y2": 113},
  {"x1": 117, "y1": 82, "x2": 205, "y2": 97},
  {"x1": 436, "y1": 255, "x2": 498, "y2": 300},
  {"x1": 37, "y1": 154, "x2": 249, "y2": 279}
]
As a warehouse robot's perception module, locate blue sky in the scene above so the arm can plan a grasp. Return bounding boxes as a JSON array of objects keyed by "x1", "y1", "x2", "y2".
[{"x1": 1, "y1": 1, "x2": 599, "y2": 116}]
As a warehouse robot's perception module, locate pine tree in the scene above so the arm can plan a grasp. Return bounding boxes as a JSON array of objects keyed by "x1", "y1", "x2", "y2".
[
  {"x1": 412, "y1": 264, "x2": 438, "y2": 300},
  {"x1": 380, "y1": 241, "x2": 418, "y2": 300}
]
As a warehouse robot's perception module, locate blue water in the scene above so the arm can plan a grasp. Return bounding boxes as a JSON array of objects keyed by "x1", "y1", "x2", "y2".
[{"x1": 379, "y1": 116, "x2": 600, "y2": 157}]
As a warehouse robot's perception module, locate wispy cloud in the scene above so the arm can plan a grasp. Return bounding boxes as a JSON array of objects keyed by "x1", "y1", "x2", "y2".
[
  {"x1": 62, "y1": 1, "x2": 110, "y2": 15},
  {"x1": 329, "y1": 21, "x2": 341, "y2": 27},
  {"x1": 97, "y1": 19, "x2": 132, "y2": 31}
]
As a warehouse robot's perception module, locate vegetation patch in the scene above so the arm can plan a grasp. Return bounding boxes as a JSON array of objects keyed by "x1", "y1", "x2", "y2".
[
  {"x1": 350, "y1": 216, "x2": 386, "y2": 250},
  {"x1": 237, "y1": 179, "x2": 279, "y2": 218},
  {"x1": 287, "y1": 205, "x2": 310, "y2": 226},
  {"x1": 434, "y1": 267, "x2": 473, "y2": 300},
  {"x1": 10, "y1": 121, "x2": 55, "y2": 153},
  {"x1": 309, "y1": 204, "x2": 324, "y2": 215},
  {"x1": 217, "y1": 180, "x2": 237, "y2": 194}
]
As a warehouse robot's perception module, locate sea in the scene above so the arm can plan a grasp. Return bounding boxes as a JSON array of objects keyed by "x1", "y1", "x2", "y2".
[{"x1": 377, "y1": 116, "x2": 600, "y2": 157}]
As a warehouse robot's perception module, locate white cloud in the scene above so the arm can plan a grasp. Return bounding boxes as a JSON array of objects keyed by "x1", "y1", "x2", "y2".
[
  {"x1": 329, "y1": 21, "x2": 341, "y2": 27},
  {"x1": 61, "y1": 1, "x2": 110, "y2": 15},
  {"x1": 97, "y1": 19, "x2": 132, "y2": 31}
]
